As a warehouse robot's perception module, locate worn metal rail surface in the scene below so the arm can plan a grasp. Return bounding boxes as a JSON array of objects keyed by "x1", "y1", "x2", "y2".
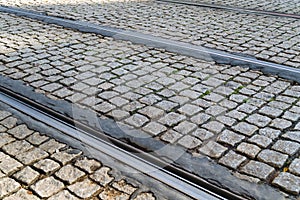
[
  {"x1": 156, "y1": 0, "x2": 300, "y2": 19},
  {"x1": 0, "y1": 86, "x2": 248, "y2": 200}
]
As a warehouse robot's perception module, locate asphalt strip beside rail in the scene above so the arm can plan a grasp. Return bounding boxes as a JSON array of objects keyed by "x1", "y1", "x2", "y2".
[{"x1": 0, "y1": 6, "x2": 300, "y2": 83}]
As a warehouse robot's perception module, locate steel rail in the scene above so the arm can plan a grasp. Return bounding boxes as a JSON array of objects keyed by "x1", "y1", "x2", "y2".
[
  {"x1": 156, "y1": 0, "x2": 300, "y2": 19},
  {"x1": 0, "y1": 86, "x2": 248, "y2": 200}
]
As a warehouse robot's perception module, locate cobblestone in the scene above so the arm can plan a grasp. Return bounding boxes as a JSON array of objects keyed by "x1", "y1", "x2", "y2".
[
  {"x1": 0, "y1": 11, "x2": 300, "y2": 196},
  {"x1": 217, "y1": 130, "x2": 245, "y2": 146},
  {"x1": 257, "y1": 150, "x2": 288, "y2": 168},
  {"x1": 68, "y1": 179, "x2": 101, "y2": 198},
  {"x1": 31, "y1": 177, "x2": 64, "y2": 198},
  {"x1": 272, "y1": 173, "x2": 300, "y2": 195},
  {"x1": 241, "y1": 161, "x2": 275, "y2": 180},
  {"x1": 272, "y1": 140, "x2": 300, "y2": 156},
  {"x1": 13, "y1": 166, "x2": 39, "y2": 185},
  {"x1": 219, "y1": 151, "x2": 247, "y2": 170},
  {"x1": 199, "y1": 141, "x2": 227, "y2": 158},
  {"x1": 237, "y1": 143, "x2": 261, "y2": 159},
  {"x1": 0, "y1": 178, "x2": 21, "y2": 198}
]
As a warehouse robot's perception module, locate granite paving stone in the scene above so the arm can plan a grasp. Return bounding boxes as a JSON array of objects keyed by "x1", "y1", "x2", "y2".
[
  {"x1": 67, "y1": 179, "x2": 101, "y2": 199},
  {"x1": 55, "y1": 165, "x2": 85, "y2": 184},
  {"x1": 289, "y1": 159, "x2": 300, "y2": 176},
  {"x1": 178, "y1": 135, "x2": 202, "y2": 149},
  {"x1": 219, "y1": 151, "x2": 247, "y2": 170},
  {"x1": 0, "y1": 178, "x2": 21, "y2": 198},
  {"x1": 142, "y1": 122, "x2": 167, "y2": 136},
  {"x1": 31, "y1": 177, "x2": 64, "y2": 198},
  {"x1": 282, "y1": 131, "x2": 300, "y2": 143},
  {"x1": 272, "y1": 173, "x2": 300, "y2": 195},
  {"x1": 241, "y1": 161, "x2": 275, "y2": 180},
  {"x1": 232, "y1": 122, "x2": 258, "y2": 136},
  {"x1": 217, "y1": 130, "x2": 245, "y2": 146},
  {"x1": 74, "y1": 157, "x2": 101, "y2": 174},
  {"x1": 13, "y1": 166, "x2": 40, "y2": 185},
  {"x1": 257, "y1": 150, "x2": 288, "y2": 168},
  {"x1": 3, "y1": 188, "x2": 40, "y2": 200},
  {"x1": 90, "y1": 167, "x2": 114, "y2": 186},
  {"x1": 160, "y1": 130, "x2": 182, "y2": 144},
  {"x1": 33, "y1": 159, "x2": 61, "y2": 174},
  {"x1": 99, "y1": 187, "x2": 130, "y2": 199},
  {"x1": 248, "y1": 135, "x2": 272, "y2": 148},
  {"x1": 199, "y1": 141, "x2": 227, "y2": 158},
  {"x1": 272, "y1": 140, "x2": 300, "y2": 156},
  {"x1": 237, "y1": 143, "x2": 261, "y2": 159}
]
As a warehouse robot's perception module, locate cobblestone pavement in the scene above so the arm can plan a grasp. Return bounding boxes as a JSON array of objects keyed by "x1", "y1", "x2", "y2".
[
  {"x1": 1, "y1": 0, "x2": 300, "y2": 68},
  {"x1": 0, "y1": 13, "x2": 300, "y2": 197},
  {"x1": 0, "y1": 106, "x2": 164, "y2": 199},
  {"x1": 187, "y1": 0, "x2": 300, "y2": 15}
]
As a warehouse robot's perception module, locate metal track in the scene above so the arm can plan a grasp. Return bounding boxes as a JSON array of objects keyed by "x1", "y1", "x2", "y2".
[
  {"x1": 0, "y1": 86, "x2": 246, "y2": 200},
  {"x1": 156, "y1": 0, "x2": 300, "y2": 19}
]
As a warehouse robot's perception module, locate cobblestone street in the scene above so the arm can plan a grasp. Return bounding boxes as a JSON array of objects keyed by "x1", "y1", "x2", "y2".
[
  {"x1": 0, "y1": 105, "x2": 166, "y2": 199},
  {"x1": 0, "y1": 0, "x2": 300, "y2": 199},
  {"x1": 1, "y1": 0, "x2": 300, "y2": 68}
]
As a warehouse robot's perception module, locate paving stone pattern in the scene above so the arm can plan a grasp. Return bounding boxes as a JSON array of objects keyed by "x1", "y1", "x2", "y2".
[
  {"x1": 0, "y1": 13, "x2": 300, "y2": 196},
  {"x1": 1, "y1": 0, "x2": 300, "y2": 68},
  {"x1": 188, "y1": 0, "x2": 300, "y2": 15},
  {"x1": 0, "y1": 109, "x2": 157, "y2": 199}
]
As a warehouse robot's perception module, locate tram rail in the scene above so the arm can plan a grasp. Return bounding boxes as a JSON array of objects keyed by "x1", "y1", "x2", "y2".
[
  {"x1": 156, "y1": 0, "x2": 300, "y2": 19},
  {"x1": 0, "y1": 86, "x2": 248, "y2": 200}
]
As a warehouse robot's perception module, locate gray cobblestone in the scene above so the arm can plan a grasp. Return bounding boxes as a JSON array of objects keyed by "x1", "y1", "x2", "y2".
[
  {"x1": 31, "y1": 177, "x2": 64, "y2": 198},
  {"x1": 39, "y1": 139, "x2": 66, "y2": 154},
  {"x1": 178, "y1": 135, "x2": 202, "y2": 149},
  {"x1": 160, "y1": 130, "x2": 182, "y2": 143},
  {"x1": 202, "y1": 121, "x2": 224, "y2": 134},
  {"x1": 237, "y1": 143, "x2": 261, "y2": 159},
  {"x1": 143, "y1": 122, "x2": 167, "y2": 136},
  {"x1": 233, "y1": 122, "x2": 258, "y2": 136},
  {"x1": 3, "y1": 188, "x2": 40, "y2": 200},
  {"x1": 246, "y1": 114, "x2": 271, "y2": 127},
  {"x1": 270, "y1": 118, "x2": 292, "y2": 130},
  {"x1": 282, "y1": 131, "x2": 300, "y2": 143},
  {"x1": 0, "y1": 178, "x2": 21, "y2": 199},
  {"x1": 7, "y1": 124, "x2": 33, "y2": 139},
  {"x1": 55, "y1": 165, "x2": 85, "y2": 184},
  {"x1": 16, "y1": 147, "x2": 49, "y2": 165},
  {"x1": 125, "y1": 114, "x2": 149, "y2": 128},
  {"x1": 241, "y1": 161, "x2": 275, "y2": 180},
  {"x1": 289, "y1": 159, "x2": 300, "y2": 176},
  {"x1": 3, "y1": 140, "x2": 33, "y2": 156},
  {"x1": 90, "y1": 167, "x2": 114, "y2": 186},
  {"x1": 51, "y1": 149, "x2": 82, "y2": 165},
  {"x1": 248, "y1": 135, "x2": 272, "y2": 148},
  {"x1": 219, "y1": 151, "x2": 247, "y2": 170},
  {"x1": 258, "y1": 128, "x2": 281, "y2": 140},
  {"x1": 217, "y1": 130, "x2": 245, "y2": 146},
  {"x1": 272, "y1": 173, "x2": 300, "y2": 195},
  {"x1": 13, "y1": 166, "x2": 39, "y2": 185},
  {"x1": 272, "y1": 140, "x2": 300, "y2": 156},
  {"x1": 199, "y1": 141, "x2": 227, "y2": 158},
  {"x1": 68, "y1": 178, "x2": 101, "y2": 198},
  {"x1": 257, "y1": 150, "x2": 288, "y2": 168},
  {"x1": 33, "y1": 159, "x2": 60, "y2": 174}
]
